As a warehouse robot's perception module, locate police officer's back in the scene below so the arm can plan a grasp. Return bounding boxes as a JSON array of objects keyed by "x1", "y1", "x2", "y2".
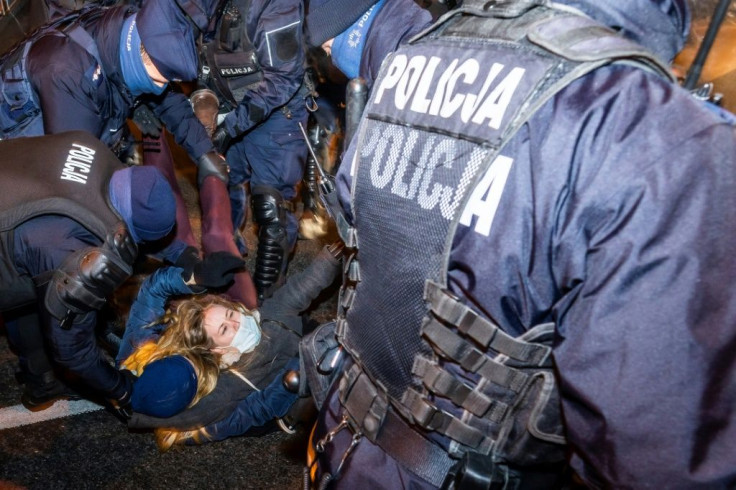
[{"x1": 303, "y1": 0, "x2": 736, "y2": 488}]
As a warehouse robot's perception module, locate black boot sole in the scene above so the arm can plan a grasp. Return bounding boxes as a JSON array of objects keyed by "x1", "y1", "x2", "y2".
[{"x1": 21, "y1": 392, "x2": 82, "y2": 412}]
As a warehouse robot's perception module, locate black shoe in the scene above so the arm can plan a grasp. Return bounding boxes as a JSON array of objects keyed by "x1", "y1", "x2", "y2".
[
  {"x1": 277, "y1": 397, "x2": 317, "y2": 434},
  {"x1": 20, "y1": 373, "x2": 81, "y2": 412}
]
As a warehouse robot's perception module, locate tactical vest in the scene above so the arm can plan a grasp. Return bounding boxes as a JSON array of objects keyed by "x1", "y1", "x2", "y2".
[
  {"x1": 333, "y1": 1, "x2": 674, "y2": 486},
  {"x1": 0, "y1": 9, "x2": 124, "y2": 145},
  {"x1": 199, "y1": 0, "x2": 264, "y2": 112},
  {"x1": 0, "y1": 131, "x2": 127, "y2": 310}
]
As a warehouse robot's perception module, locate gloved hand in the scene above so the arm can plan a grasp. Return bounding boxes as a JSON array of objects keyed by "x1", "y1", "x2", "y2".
[
  {"x1": 193, "y1": 252, "x2": 245, "y2": 289},
  {"x1": 212, "y1": 125, "x2": 232, "y2": 155},
  {"x1": 109, "y1": 369, "x2": 136, "y2": 422},
  {"x1": 131, "y1": 104, "x2": 162, "y2": 138},
  {"x1": 196, "y1": 151, "x2": 229, "y2": 186},
  {"x1": 174, "y1": 246, "x2": 201, "y2": 280}
]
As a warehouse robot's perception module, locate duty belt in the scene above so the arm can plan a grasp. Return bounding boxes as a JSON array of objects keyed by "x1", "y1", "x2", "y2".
[{"x1": 337, "y1": 362, "x2": 455, "y2": 488}]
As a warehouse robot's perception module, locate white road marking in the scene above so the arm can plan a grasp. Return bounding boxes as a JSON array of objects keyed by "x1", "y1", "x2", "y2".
[{"x1": 0, "y1": 399, "x2": 104, "y2": 430}]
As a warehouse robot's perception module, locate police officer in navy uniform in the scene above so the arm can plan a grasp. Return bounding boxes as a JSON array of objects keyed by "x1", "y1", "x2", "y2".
[
  {"x1": 305, "y1": 0, "x2": 432, "y2": 95},
  {"x1": 198, "y1": 0, "x2": 310, "y2": 302},
  {"x1": 303, "y1": 0, "x2": 736, "y2": 488},
  {"x1": 0, "y1": 131, "x2": 176, "y2": 414},
  {"x1": 0, "y1": 0, "x2": 258, "y2": 309}
]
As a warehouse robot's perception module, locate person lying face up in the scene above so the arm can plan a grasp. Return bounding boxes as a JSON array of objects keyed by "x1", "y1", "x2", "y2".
[{"x1": 115, "y1": 243, "x2": 343, "y2": 450}]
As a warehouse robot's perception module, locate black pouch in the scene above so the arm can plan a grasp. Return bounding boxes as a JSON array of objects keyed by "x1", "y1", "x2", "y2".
[
  {"x1": 201, "y1": 41, "x2": 263, "y2": 110},
  {"x1": 298, "y1": 320, "x2": 344, "y2": 409}
]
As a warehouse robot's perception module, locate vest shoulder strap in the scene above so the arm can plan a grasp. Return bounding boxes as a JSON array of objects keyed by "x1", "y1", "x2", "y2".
[{"x1": 527, "y1": 12, "x2": 675, "y2": 82}]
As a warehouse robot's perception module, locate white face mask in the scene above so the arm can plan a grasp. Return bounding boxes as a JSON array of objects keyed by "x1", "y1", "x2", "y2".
[{"x1": 229, "y1": 312, "x2": 262, "y2": 354}]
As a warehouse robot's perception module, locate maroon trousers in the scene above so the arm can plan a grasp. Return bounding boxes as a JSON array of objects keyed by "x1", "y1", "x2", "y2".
[{"x1": 142, "y1": 133, "x2": 257, "y2": 309}]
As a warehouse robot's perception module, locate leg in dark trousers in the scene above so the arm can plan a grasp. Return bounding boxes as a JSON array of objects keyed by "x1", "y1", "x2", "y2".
[{"x1": 5, "y1": 308, "x2": 78, "y2": 411}]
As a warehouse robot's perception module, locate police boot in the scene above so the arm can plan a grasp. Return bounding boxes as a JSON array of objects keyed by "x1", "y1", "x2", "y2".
[
  {"x1": 251, "y1": 185, "x2": 290, "y2": 302},
  {"x1": 21, "y1": 371, "x2": 80, "y2": 412}
]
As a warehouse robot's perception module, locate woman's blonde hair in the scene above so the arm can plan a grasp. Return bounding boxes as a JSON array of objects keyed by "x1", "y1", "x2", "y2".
[{"x1": 126, "y1": 294, "x2": 257, "y2": 452}]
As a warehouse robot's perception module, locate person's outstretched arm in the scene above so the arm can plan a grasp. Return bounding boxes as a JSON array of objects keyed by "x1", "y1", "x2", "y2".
[
  {"x1": 116, "y1": 266, "x2": 193, "y2": 365},
  {"x1": 194, "y1": 359, "x2": 300, "y2": 443}
]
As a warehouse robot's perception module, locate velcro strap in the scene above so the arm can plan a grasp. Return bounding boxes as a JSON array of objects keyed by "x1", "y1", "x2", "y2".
[
  {"x1": 527, "y1": 12, "x2": 675, "y2": 81},
  {"x1": 339, "y1": 285, "x2": 356, "y2": 311},
  {"x1": 422, "y1": 317, "x2": 529, "y2": 393},
  {"x1": 424, "y1": 281, "x2": 550, "y2": 365},
  {"x1": 403, "y1": 388, "x2": 489, "y2": 450},
  {"x1": 413, "y1": 356, "x2": 507, "y2": 422},
  {"x1": 337, "y1": 214, "x2": 357, "y2": 248},
  {"x1": 340, "y1": 364, "x2": 387, "y2": 441},
  {"x1": 344, "y1": 255, "x2": 361, "y2": 282},
  {"x1": 335, "y1": 317, "x2": 348, "y2": 338},
  {"x1": 376, "y1": 406, "x2": 456, "y2": 487},
  {"x1": 335, "y1": 365, "x2": 463, "y2": 486}
]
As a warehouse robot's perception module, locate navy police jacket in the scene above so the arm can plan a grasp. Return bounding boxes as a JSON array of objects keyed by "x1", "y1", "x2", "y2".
[
  {"x1": 356, "y1": 0, "x2": 432, "y2": 91},
  {"x1": 216, "y1": 0, "x2": 306, "y2": 138},
  {"x1": 26, "y1": 5, "x2": 214, "y2": 159},
  {"x1": 334, "y1": 0, "x2": 736, "y2": 487}
]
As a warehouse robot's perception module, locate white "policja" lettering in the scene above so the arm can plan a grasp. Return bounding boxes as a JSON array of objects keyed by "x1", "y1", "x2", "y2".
[
  {"x1": 360, "y1": 125, "x2": 514, "y2": 236},
  {"x1": 60, "y1": 143, "x2": 96, "y2": 184},
  {"x1": 459, "y1": 155, "x2": 513, "y2": 236},
  {"x1": 374, "y1": 54, "x2": 525, "y2": 129}
]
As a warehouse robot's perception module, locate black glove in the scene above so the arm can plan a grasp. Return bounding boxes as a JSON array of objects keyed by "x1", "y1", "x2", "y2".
[
  {"x1": 174, "y1": 245, "x2": 201, "y2": 279},
  {"x1": 196, "y1": 151, "x2": 229, "y2": 186},
  {"x1": 131, "y1": 104, "x2": 162, "y2": 138},
  {"x1": 193, "y1": 252, "x2": 245, "y2": 289},
  {"x1": 212, "y1": 125, "x2": 232, "y2": 155},
  {"x1": 109, "y1": 369, "x2": 136, "y2": 422}
]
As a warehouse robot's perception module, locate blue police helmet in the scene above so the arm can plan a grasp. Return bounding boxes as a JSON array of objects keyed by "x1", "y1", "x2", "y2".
[
  {"x1": 131, "y1": 355, "x2": 198, "y2": 419},
  {"x1": 108, "y1": 166, "x2": 176, "y2": 243},
  {"x1": 305, "y1": 0, "x2": 379, "y2": 46},
  {"x1": 136, "y1": 0, "x2": 199, "y2": 81}
]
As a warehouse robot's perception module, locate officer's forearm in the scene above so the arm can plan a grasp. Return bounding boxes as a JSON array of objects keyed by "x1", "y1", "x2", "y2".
[{"x1": 49, "y1": 313, "x2": 128, "y2": 399}]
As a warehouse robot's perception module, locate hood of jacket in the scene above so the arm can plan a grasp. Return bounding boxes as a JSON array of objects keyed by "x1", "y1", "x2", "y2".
[{"x1": 553, "y1": 0, "x2": 690, "y2": 62}]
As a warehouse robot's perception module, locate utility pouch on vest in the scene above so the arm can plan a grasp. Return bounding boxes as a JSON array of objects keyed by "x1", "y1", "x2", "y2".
[
  {"x1": 201, "y1": 41, "x2": 263, "y2": 110},
  {"x1": 199, "y1": 0, "x2": 263, "y2": 111},
  {"x1": 299, "y1": 320, "x2": 344, "y2": 409}
]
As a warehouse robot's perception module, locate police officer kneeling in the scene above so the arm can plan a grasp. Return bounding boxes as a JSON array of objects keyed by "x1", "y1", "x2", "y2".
[{"x1": 0, "y1": 131, "x2": 176, "y2": 417}]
